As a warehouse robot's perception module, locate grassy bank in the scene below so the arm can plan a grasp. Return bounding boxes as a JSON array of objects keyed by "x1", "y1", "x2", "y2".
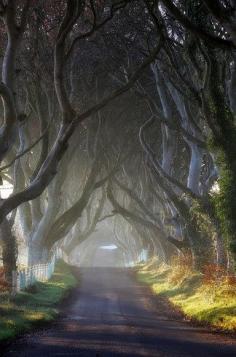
[
  {"x1": 0, "y1": 260, "x2": 77, "y2": 343},
  {"x1": 136, "y1": 258, "x2": 236, "y2": 331}
]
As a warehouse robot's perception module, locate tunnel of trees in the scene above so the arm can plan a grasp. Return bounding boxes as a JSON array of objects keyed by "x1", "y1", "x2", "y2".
[{"x1": 0, "y1": 0, "x2": 235, "y2": 282}]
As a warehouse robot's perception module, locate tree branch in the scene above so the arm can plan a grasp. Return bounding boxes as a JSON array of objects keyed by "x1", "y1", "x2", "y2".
[
  {"x1": 161, "y1": 0, "x2": 235, "y2": 49},
  {"x1": 0, "y1": 40, "x2": 163, "y2": 224},
  {"x1": 0, "y1": 121, "x2": 51, "y2": 172},
  {"x1": 66, "y1": 0, "x2": 131, "y2": 60},
  {"x1": 139, "y1": 116, "x2": 201, "y2": 200}
]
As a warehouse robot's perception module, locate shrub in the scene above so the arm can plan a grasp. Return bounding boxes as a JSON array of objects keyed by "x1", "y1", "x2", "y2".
[
  {"x1": 202, "y1": 263, "x2": 236, "y2": 301},
  {"x1": 168, "y1": 253, "x2": 193, "y2": 285},
  {"x1": 202, "y1": 263, "x2": 225, "y2": 285}
]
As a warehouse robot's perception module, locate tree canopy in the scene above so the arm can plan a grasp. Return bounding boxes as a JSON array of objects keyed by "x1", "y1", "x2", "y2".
[{"x1": 0, "y1": 0, "x2": 235, "y2": 279}]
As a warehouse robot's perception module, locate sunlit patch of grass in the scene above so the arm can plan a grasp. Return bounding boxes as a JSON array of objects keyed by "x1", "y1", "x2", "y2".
[
  {"x1": 0, "y1": 260, "x2": 77, "y2": 343},
  {"x1": 137, "y1": 260, "x2": 236, "y2": 331}
]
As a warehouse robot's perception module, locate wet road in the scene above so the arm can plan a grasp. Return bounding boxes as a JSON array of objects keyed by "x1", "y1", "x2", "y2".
[{"x1": 4, "y1": 267, "x2": 236, "y2": 356}]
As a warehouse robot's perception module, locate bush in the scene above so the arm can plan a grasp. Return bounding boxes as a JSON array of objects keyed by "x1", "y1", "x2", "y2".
[
  {"x1": 202, "y1": 263, "x2": 236, "y2": 301},
  {"x1": 168, "y1": 253, "x2": 193, "y2": 285}
]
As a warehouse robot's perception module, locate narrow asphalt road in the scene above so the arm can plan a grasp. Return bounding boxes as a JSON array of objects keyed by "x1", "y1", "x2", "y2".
[{"x1": 3, "y1": 267, "x2": 236, "y2": 356}]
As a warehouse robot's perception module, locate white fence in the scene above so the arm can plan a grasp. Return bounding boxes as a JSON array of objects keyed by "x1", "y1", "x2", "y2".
[{"x1": 11, "y1": 249, "x2": 68, "y2": 294}]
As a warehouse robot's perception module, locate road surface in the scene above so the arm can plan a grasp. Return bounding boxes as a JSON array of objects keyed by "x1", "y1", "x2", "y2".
[{"x1": 3, "y1": 267, "x2": 236, "y2": 356}]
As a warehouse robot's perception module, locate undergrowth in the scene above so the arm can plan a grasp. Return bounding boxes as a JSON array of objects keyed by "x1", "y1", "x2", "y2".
[
  {"x1": 137, "y1": 255, "x2": 236, "y2": 331},
  {"x1": 0, "y1": 260, "x2": 77, "y2": 343}
]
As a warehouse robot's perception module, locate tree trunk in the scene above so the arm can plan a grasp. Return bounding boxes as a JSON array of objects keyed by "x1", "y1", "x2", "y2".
[
  {"x1": 27, "y1": 240, "x2": 49, "y2": 266},
  {"x1": 187, "y1": 144, "x2": 203, "y2": 196},
  {"x1": 215, "y1": 232, "x2": 227, "y2": 267},
  {"x1": 28, "y1": 178, "x2": 62, "y2": 265},
  {"x1": 1, "y1": 218, "x2": 17, "y2": 284}
]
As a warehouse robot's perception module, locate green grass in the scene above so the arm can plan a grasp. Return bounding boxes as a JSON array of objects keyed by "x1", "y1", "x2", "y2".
[
  {"x1": 136, "y1": 260, "x2": 236, "y2": 331},
  {"x1": 0, "y1": 260, "x2": 77, "y2": 343}
]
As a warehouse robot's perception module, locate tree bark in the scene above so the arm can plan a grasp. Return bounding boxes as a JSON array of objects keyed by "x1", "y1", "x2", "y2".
[{"x1": 1, "y1": 217, "x2": 17, "y2": 284}]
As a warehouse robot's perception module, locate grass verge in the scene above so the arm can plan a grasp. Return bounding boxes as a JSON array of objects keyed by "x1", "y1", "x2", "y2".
[
  {"x1": 0, "y1": 259, "x2": 77, "y2": 343},
  {"x1": 136, "y1": 258, "x2": 236, "y2": 332}
]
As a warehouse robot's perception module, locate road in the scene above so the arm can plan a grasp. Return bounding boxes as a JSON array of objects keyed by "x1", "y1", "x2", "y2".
[{"x1": 3, "y1": 267, "x2": 236, "y2": 356}]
